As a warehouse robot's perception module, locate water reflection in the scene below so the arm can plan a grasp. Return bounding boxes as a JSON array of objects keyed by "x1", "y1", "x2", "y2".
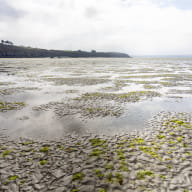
[
  {"x1": 84, "y1": 97, "x2": 192, "y2": 135},
  {"x1": 1, "y1": 97, "x2": 191, "y2": 139},
  {"x1": 1, "y1": 58, "x2": 192, "y2": 139}
]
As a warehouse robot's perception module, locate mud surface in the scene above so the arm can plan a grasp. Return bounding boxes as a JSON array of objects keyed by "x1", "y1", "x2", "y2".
[{"x1": 0, "y1": 112, "x2": 192, "y2": 192}]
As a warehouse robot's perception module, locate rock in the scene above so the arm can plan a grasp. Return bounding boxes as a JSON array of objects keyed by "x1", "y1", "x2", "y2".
[
  {"x1": 54, "y1": 186, "x2": 67, "y2": 192},
  {"x1": 62, "y1": 175, "x2": 72, "y2": 186},
  {"x1": 9, "y1": 183, "x2": 19, "y2": 192},
  {"x1": 79, "y1": 185, "x2": 95, "y2": 192},
  {"x1": 34, "y1": 183, "x2": 45, "y2": 190},
  {"x1": 52, "y1": 169, "x2": 65, "y2": 178}
]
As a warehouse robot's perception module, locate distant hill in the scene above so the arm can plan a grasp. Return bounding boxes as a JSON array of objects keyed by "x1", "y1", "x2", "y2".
[{"x1": 0, "y1": 43, "x2": 130, "y2": 58}]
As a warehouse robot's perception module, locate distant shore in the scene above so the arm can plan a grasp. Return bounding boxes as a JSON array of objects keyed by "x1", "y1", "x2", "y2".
[{"x1": 0, "y1": 43, "x2": 130, "y2": 58}]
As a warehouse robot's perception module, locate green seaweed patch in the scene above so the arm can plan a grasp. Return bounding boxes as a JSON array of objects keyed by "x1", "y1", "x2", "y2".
[
  {"x1": 106, "y1": 172, "x2": 113, "y2": 183},
  {"x1": 143, "y1": 84, "x2": 158, "y2": 89},
  {"x1": 137, "y1": 170, "x2": 154, "y2": 180},
  {"x1": 118, "y1": 91, "x2": 160, "y2": 99},
  {"x1": 167, "y1": 165, "x2": 172, "y2": 169},
  {"x1": 98, "y1": 188, "x2": 107, "y2": 192},
  {"x1": 75, "y1": 142, "x2": 81, "y2": 145},
  {"x1": 0, "y1": 101, "x2": 25, "y2": 112},
  {"x1": 157, "y1": 135, "x2": 165, "y2": 139},
  {"x1": 39, "y1": 160, "x2": 48, "y2": 165},
  {"x1": 2, "y1": 150, "x2": 12, "y2": 157},
  {"x1": 119, "y1": 160, "x2": 128, "y2": 171},
  {"x1": 183, "y1": 143, "x2": 188, "y2": 148},
  {"x1": 65, "y1": 147, "x2": 77, "y2": 152},
  {"x1": 95, "y1": 169, "x2": 104, "y2": 179},
  {"x1": 116, "y1": 149, "x2": 125, "y2": 160},
  {"x1": 169, "y1": 132, "x2": 175, "y2": 136},
  {"x1": 39, "y1": 146, "x2": 49, "y2": 152},
  {"x1": 159, "y1": 81, "x2": 176, "y2": 86},
  {"x1": 72, "y1": 172, "x2": 84, "y2": 181},
  {"x1": 117, "y1": 143, "x2": 125, "y2": 148},
  {"x1": 90, "y1": 149, "x2": 105, "y2": 157},
  {"x1": 133, "y1": 137, "x2": 145, "y2": 145},
  {"x1": 90, "y1": 138, "x2": 106, "y2": 147},
  {"x1": 78, "y1": 91, "x2": 161, "y2": 103},
  {"x1": 116, "y1": 172, "x2": 124, "y2": 184},
  {"x1": 105, "y1": 163, "x2": 114, "y2": 170},
  {"x1": 5, "y1": 175, "x2": 19, "y2": 184},
  {"x1": 0, "y1": 145, "x2": 7, "y2": 150},
  {"x1": 71, "y1": 189, "x2": 80, "y2": 192},
  {"x1": 139, "y1": 146, "x2": 160, "y2": 159},
  {"x1": 159, "y1": 174, "x2": 166, "y2": 179},
  {"x1": 57, "y1": 144, "x2": 64, "y2": 149},
  {"x1": 22, "y1": 141, "x2": 34, "y2": 145},
  {"x1": 185, "y1": 152, "x2": 192, "y2": 156},
  {"x1": 8, "y1": 175, "x2": 18, "y2": 181},
  {"x1": 176, "y1": 137, "x2": 183, "y2": 142},
  {"x1": 168, "y1": 140, "x2": 176, "y2": 145}
]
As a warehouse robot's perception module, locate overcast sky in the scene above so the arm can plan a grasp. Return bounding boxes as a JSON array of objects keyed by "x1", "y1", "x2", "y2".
[{"x1": 0, "y1": 0, "x2": 192, "y2": 55}]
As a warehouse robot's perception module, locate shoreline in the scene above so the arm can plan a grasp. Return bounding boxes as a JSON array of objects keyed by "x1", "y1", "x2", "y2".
[{"x1": 1, "y1": 112, "x2": 192, "y2": 192}]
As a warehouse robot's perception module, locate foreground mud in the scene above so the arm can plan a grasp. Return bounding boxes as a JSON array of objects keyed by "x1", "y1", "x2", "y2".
[{"x1": 0, "y1": 112, "x2": 192, "y2": 192}]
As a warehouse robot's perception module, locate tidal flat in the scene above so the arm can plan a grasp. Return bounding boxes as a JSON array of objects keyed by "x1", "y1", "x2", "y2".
[{"x1": 0, "y1": 57, "x2": 192, "y2": 191}]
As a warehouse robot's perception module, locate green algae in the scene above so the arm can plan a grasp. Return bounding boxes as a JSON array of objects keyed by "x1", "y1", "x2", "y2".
[
  {"x1": 137, "y1": 170, "x2": 154, "y2": 180},
  {"x1": 90, "y1": 138, "x2": 106, "y2": 147},
  {"x1": 71, "y1": 189, "x2": 80, "y2": 192},
  {"x1": 176, "y1": 137, "x2": 183, "y2": 142},
  {"x1": 2, "y1": 150, "x2": 12, "y2": 157},
  {"x1": 95, "y1": 169, "x2": 104, "y2": 179},
  {"x1": 22, "y1": 141, "x2": 34, "y2": 145},
  {"x1": 0, "y1": 101, "x2": 25, "y2": 111},
  {"x1": 39, "y1": 146, "x2": 49, "y2": 152},
  {"x1": 90, "y1": 149, "x2": 105, "y2": 157},
  {"x1": 78, "y1": 91, "x2": 161, "y2": 102},
  {"x1": 157, "y1": 135, "x2": 165, "y2": 139},
  {"x1": 8, "y1": 175, "x2": 18, "y2": 181},
  {"x1": 105, "y1": 163, "x2": 114, "y2": 170},
  {"x1": 143, "y1": 84, "x2": 158, "y2": 89},
  {"x1": 39, "y1": 160, "x2": 47, "y2": 165},
  {"x1": 72, "y1": 172, "x2": 84, "y2": 181},
  {"x1": 116, "y1": 149, "x2": 125, "y2": 160},
  {"x1": 133, "y1": 137, "x2": 145, "y2": 145},
  {"x1": 98, "y1": 188, "x2": 107, "y2": 192},
  {"x1": 116, "y1": 172, "x2": 124, "y2": 184},
  {"x1": 106, "y1": 172, "x2": 113, "y2": 182}
]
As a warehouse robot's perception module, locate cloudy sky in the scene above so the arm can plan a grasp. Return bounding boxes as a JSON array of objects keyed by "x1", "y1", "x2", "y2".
[{"x1": 0, "y1": 0, "x2": 192, "y2": 55}]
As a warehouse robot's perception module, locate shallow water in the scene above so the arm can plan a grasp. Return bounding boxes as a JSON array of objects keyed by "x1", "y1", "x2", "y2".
[{"x1": 0, "y1": 57, "x2": 192, "y2": 139}]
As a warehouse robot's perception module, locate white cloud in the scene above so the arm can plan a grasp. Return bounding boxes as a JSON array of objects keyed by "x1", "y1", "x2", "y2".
[{"x1": 1, "y1": 0, "x2": 192, "y2": 55}]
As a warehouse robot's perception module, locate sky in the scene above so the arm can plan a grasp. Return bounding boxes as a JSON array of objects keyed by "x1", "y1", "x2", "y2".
[{"x1": 0, "y1": 0, "x2": 192, "y2": 55}]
